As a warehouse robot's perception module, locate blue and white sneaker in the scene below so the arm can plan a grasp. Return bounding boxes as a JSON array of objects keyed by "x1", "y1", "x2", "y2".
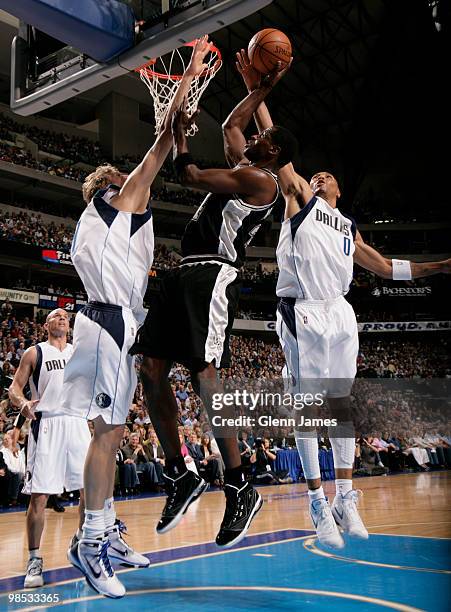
[
  {"x1": 331, "y1": 490, "x2": 369, "y2": 539},
  {"x1": 67, "y1": 537, "x2": 125, "y2": 598},
  {"x1": 309, "y1": 497, "x2": 344, "y2": 549},
  {"x1": 106, "y1": 520, "x2": 150, "y2": 567},
  {"x1": 24, "y1": 557, "x2": 44, "y2": 588}
]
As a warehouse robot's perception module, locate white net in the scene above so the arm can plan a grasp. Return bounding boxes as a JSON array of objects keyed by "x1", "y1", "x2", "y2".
[{"x1": 137, "y1": 43, "x2": 222, "y2": 137}]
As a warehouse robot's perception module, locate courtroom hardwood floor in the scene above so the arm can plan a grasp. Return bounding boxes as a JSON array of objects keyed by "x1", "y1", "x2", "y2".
[{"x1": 1, "y1": 471, "x2": 450, "y2": 580}]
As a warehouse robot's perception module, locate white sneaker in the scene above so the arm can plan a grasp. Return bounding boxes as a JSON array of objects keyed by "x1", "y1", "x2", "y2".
[
  {"x1": 309, "y1": 498, "x2": 344, "y2": 549},
  {"x1": 24, "y1": 557, "x2": 44, "y2": 588},
  {"x1": 332, "y1": 490, "x2": 369, "y2": 539},
  {"x1": 106, "y1": 520, "x2": 150, "y2": 568},
  {"x1": 71, "y1": 537, "x2": 125, "y2": 598}
]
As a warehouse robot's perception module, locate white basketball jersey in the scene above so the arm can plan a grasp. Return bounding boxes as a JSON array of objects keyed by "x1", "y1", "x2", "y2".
[
  {"x1": 72, "y1": 185, "x2": 154, "y2": 321},
  {"x1": 29, "y1": 342, "x2": 74, "y2": 416},
  {"x1": 276, "y1": 196, "x2": 356, "y2": 300}
]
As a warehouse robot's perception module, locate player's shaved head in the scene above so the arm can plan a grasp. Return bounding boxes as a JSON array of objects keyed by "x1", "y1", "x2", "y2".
[
  {"x1": 46, "y1": 308, "x2": 69, "y2": 323},
  {"x1": 45, "y1": 308, "x2": 70, "y2": 339}
]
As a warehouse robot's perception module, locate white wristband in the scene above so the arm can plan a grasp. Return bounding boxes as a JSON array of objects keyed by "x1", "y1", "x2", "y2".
[{"x1": 392, "y1": 259, "x2": 412, "y2": 280}]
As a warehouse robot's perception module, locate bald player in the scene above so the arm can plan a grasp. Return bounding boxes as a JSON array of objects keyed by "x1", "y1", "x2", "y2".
[{"x1": 9, "y1": 309, "x2": 89, "y2": 588}]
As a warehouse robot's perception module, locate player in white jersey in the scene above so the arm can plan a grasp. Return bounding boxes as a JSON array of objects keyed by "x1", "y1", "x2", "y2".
[
  {"x1": 236, "y1": 49, "x2": 451, "y2": 549},
  {"x1": 8, "y1": 309, "x2": 90, "y2": 588},
  {"x1": 60, "y1": 38, "x2": 213, "y2": 599}
]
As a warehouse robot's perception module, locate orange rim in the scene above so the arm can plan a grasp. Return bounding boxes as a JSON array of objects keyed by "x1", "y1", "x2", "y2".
[{"x1": 134, "y1": 40, "x2": 222, "y2": 81}]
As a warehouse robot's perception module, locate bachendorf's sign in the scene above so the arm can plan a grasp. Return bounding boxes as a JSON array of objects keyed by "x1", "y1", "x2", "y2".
[{"x1": 371, "y1": 286, "x2": 432, "y2": 297}]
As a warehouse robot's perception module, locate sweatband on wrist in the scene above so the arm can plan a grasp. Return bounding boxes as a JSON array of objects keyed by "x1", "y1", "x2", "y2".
[
  {"x1": 392, "y1": 259, "x2": 412, "y2": 280},
  {"x1": 174, "y1": 153, "x2": 194, "y2": 176}
]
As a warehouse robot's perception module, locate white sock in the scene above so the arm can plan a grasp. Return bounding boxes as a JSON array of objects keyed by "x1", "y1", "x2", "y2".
[
  {"x1": 76, "y1": 528, "x2": 83, "y2": 540},
  {"x1": 295, "y1": 435, "x2": 321, "y2": 480},
  {"x1": 308, "y1": 486, "x2": 325, "y2": 502},
  {"x1": 335, "y1": 479, "x2": 352, "y2": 497},
  {"x1": 29, "y1": 548, "x2": 40, "y2": 560},
  {"x1": 104, "y1": 496, "x2": 116, "y2": 532},
  {"x1": 82, "y1": 508, "x2": 105, "y2": 540}
]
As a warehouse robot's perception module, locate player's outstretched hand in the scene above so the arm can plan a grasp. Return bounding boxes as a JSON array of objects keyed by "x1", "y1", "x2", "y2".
[
  {"x1": 171, "y1": 97, "x2": 199, "y2": 135},
  {"x1": 261, "y1": 57, "x2": 293, "y2": 89},
  {"x1": 440, "y1": 258, "x2": 451, "y2": 273},
  {"x1": 236, "y1": 49, "x2": 261, "y2": 92},
  {"x1": 20, "y1": 399, "x2": 39, "y2": 421},
  {"x1": 186, "y1": 34, "x2": 211, "y2": 77}
]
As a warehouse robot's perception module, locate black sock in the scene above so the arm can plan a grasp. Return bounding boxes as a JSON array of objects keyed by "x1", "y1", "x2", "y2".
[
  {"x1": 166, "y1": 456, "x2": 188, "y2": 477},
  {"x1": 224, "y1": 465, "x2": 245, "y2": 488}
]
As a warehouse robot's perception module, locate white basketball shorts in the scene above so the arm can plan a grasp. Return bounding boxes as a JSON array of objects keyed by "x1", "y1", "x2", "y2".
[
  {"x1": 276, "y1": 295, "x2": 358, "y2": 398},
  {"x1": 23, "y1": 413, "x2": 91, "y2": 495},
  {"x1": 61, "y1": 302, "x2": 138, "y2": 425}
]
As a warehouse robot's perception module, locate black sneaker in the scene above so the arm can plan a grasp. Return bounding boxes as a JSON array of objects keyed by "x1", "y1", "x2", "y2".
[
  {"x1": 156, "y1": 471, "x2": 209, "y2": 534},
  {"x1": 216, "y1": 482, "x2": 263, "y2": 548},
  {"x1": 47, "y1": 496, "x2": 65, "y2": 513}
]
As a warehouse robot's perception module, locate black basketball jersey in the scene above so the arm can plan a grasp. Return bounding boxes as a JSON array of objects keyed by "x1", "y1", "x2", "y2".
[{"x1": 181, "y1": 168, "x2": 279, "y2": 269}]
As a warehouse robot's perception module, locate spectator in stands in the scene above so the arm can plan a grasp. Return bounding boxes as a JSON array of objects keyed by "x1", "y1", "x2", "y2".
[
  {"x1": 410, "y1": 430, "x2": 440, "y2": 466},
  {"x1": 0, "y1": 429, "x2": 25, "y2": 505},
  {"x1": 1, "y1": 298, "x2": 12, "y2": 319},
  {"x1": 122, "y1": 433, "x2": 159, "y2": 491},
  {"x1": 198, "y1": 433, "x2": 222, "y2": 486},
  {"x1": 178, "y1": 430, "x2": 198, "y2": 475},
  {"x1": 176, "y1": 383, "x2": 189, "y2": 404},
  {"x1": 116, "y1": 429, "x2": 139, "y2": 496},
  {"x1": 401, "y1": 435, "x2": 430, "y2": 470},
  {"x1": 143, "y1": 430, "x2": 165, "y2": 484},
  {"x1": 250, "y1": 438, "x2": 292, "y2": 485},
  {"x1": 134, "y1": 408, "x2": 151, "y2": 426},
  {"x1": 354, "y1": 437, "x2": 389, "y2": 477},
  {"x1": 0, "y1": 446, "x2": 10, "y2": 507},
  {"x1": 238, "y1": 431, "x2": 253, "y2": 467},
  {"x1": 185, "y1": 431, "x2": 205, "y2": 468},
  {"x1": 424, "y1": 431, "x2": 450, "y2": 466}
]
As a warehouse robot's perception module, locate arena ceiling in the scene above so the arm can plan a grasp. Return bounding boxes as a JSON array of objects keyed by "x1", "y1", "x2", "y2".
[{"x1": 0, "y1": 1, "x2": 447, "y2": 215}]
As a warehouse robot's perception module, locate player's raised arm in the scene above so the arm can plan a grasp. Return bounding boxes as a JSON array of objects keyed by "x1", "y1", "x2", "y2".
[
  {"x1": 8, "y1": 346, "x2": 39, "y2": 420},
  {"x1": 354, "y1": 231, "x2": 451, "y2": 279},
  {"x1": 112, "y1": 36, "x2": 211, "y2": 213},
  {"x1": 221, "y1": 58, "x2": 291, "y2": 168},
  {"x1": 171, "y1": 101, "x2": 277, "y2": 205},
  {"x1": 234, "y1": 49, "x2": 312, "y2": 219}
]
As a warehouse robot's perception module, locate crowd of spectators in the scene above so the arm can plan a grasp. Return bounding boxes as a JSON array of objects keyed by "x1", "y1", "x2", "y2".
[
  {"x1": 1, "y1": 114, "x2": 223, "y2": 188},
  {"x1": 153, "y1": 186, "x2": 204, "y2": 207},
  {"x1": 0, "y1": 207, "x2": 280, "y2": 284},
  {"x1": 0, "y1": 143, "x2": 88, "y2": 182},
  {"x1": 0, "y1": 202, "x2": 443, "y2": 304},
  {"x1": 2, "y1": 111, "x2": 450, "y2": 227},
  {"x1": 357, "y1": 338, "x2": 450, "y2": 378},
  {"x1": 0, "y1": 209, "x2": 73, "y2": 252},
  {"x1": 1, "y1": 309, "x2": 450, "y2": 504},
  {"x1": 0, "y1": 113, "x2": 103, "y2": 165}
]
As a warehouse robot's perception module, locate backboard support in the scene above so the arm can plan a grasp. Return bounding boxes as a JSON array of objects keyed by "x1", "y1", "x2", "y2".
[{"x1": 9, "y1": 0, "x2": 273, "y2": 116}]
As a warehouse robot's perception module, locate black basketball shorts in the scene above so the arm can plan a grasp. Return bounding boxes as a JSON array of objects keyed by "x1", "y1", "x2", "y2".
[{"x1": 130, "y1": 262, "x2": 241, "y2": 370}]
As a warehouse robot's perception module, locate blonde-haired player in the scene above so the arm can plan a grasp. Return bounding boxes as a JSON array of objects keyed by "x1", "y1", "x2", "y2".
[
  {"x1": 60, "y1": 37, "x2": 212, "y2": 598},
  {"x1": 235, "y1": 49, "x2": 451, "y2": 549}
]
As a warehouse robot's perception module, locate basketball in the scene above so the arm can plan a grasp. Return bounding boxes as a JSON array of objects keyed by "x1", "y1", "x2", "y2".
[{"x1": 248, "y1": 29, "x2": 292, "y2": 74}]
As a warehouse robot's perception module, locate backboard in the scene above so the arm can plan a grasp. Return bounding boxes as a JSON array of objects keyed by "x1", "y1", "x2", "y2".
[{"x1": 9, "y1": 0, "x2": 273, "y2": 116}]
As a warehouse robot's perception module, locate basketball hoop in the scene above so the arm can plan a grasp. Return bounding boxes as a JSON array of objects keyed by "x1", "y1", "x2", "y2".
[{"x1": 135, "y1": 40, "x2": 222, "y2": 137}]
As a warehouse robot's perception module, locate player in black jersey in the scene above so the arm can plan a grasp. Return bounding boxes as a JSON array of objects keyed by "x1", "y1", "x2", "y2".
[{"x1": 131, "y1": 61, "x2": 297, "y2": 547}]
